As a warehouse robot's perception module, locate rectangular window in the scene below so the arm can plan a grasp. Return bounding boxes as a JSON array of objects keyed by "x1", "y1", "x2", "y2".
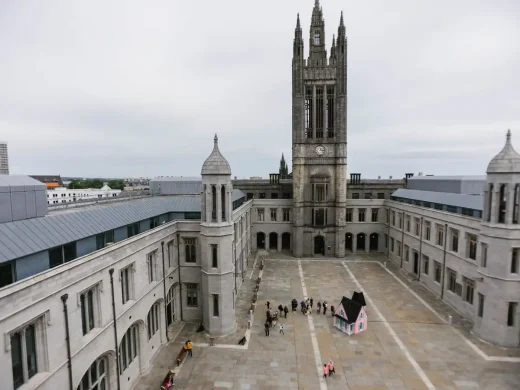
[
  {"x1": 392, "y1": 211, "x2": 396, "y2": 226},
  {"x1": 167, "y1": 240, "x2": 174, "y2": 268},
  {"x1": 377, "y1": 193, "x2": 385, "y2": 199},
  {"x1": 481, "y1": 244, "x2": 488, "y2": 267},
  {"x1": 314, "y1": 208, "x2": 326, "y2": 226},
  {"x1": 63, "y1": 242, "x2": 76, "y2": 262},
  {"x1": 478, "y1": 293, "x2": 485, "y2": 317},
  {"x1": 434, "y1": 261, "x2": 442, "y2": 283},
  {"x1": 511, "y1": 248, "x2": 519, "y2": 273},
  {"x1": 463, "y1": 277, "x2": 474, "y2": 304},
  {"x1": 213, "y1": 294, "x2": 219, "y2": 317},
  {"x1": 120, "y1": 265, "x2": 133, "y2": 304},
  {"x1": 507, "y1": 302, "x2": 517, "y2": 326},
  {"x1": 371, "y1": 208, "x2": 378, "y2": 222},
  {"x1": 352, "y1": 193, "x2": 359, "y2": 199},
  {"x1": 271, "y1": 192, "x2": 278, "y2": 199},
  {"x1": 49, "y1": 246, "x2": 64, "y2": 268},
  {"x1": 391, "y1": 237, "x2": 394, "y2": 252},
  {"x1": 316, "y1": 87, "x2": 324, "y2": 138},
  {"x1": 211, "y1": 244, "x2": 218, "y2": 268},
  {"x1": 414, "y1": 218, "x2": 420, "y2": 236},
  {"x1": 150, "y1": 216, "x2": 159, "y2": 229},
  {"x1": 451, "y1": 229, "x2": 459, "y2": 252},
  {"x1": 423, "y1": 255, "x2": 429, "y2": 275},
  {"x1": 185, "y1": 238, "x2": 197, "y2": 263},
  {"x1": 448, "y1": 269, "x2": 457, "y2": 292},
  {"x1": 467, "y1": 234, "x2": 477, "y2": 260},
  {"x1": 314, "y1": 184, "x2": 327, "y2": 202},
  {"x1": 247, "y1": 193, "x2": 253, "y2": 200},
  {"x1": 397, "y1": 241, "x2": 401, "y2": 257},
  {"x1": 364, "y1": 193, "x2": 372, "y2": 199},
  {"x1": 436, "y1": 225, "x2": 444, "y2": 246},
  {"x1": 358, "y1": 208, "x2": 366, "y2": 222},
  {"x1": 257, "y1": 208, "x2": 265, "y2": 222},
  {"x1": 270, "y1": 208, "x2": 277, "y2": 222},
  {"x1": 10, "y1": 321, "x2": 40, "y2": 389},
  {"x1": 398, "y1": 214, "x2": 403, "y2": 229},
  {"x1": 127, "y1": 222, "x2": 139, "y2": 237},
  {"x1": 405, "y1": 245, "x2": 409, "y2": 262},
  {"x1": 305, "y1": 86, "x2": 313, "y2": 138},
  {"x1": 147, "y1": 303, "x2": 160, "y2": 340},
  {"x1": 187, "y1": 284, "x2": 198, "y2": 307},
  {"x1": 80, "y1": 286, "x2": 98, "y2": 335},
  {"x1": 259, "y1": 193, "x2": 266, "y2": 199},
  {"x1": 346, "y1": 208, "x2": 352, "y2": 222},
  {"x1": 283, "y1": 208, "x2": 290, "y2": 222},
  {"x1": 405, "y1": 216, "x2": 411, "y2": 232},
  {"x1": 96, "y1": 230, "x2": 115, "y2": 250},
  {"x1": 0, "y1": 262, "x2": 14, "y2": 288},
  {"x1": 424, "y1": 221, "x2": 431, "y2": 241},
  {"x1": 147, "y1": 251, "x2": 157, "y2": 282}
]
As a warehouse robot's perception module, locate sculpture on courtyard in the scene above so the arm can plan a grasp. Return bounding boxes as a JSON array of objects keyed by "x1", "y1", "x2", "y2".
[{"x1": 333, "y1": 291, "x2": 367, "y2": 335}]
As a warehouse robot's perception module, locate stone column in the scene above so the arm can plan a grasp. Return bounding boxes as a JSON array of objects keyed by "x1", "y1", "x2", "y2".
[
  {"x1": 483, "y1": 190, "x2": 490, "y2": 222},
  {"x1": 277, "y1": 233, "x2": 282, "y2": 252},
  {"x1": 266, "y1": 234, "x2": 270, "y2": 251},
  {"x1": 506, "y1": 185, "x2": 514, "y2": 225},
  {"x1": 365, "y1": 234, "x2": 370, "y2": 253},
  {"x1": 490, "y1": 185, "x2": 500, "y2": 223},
  {"x1": 352, "y1": 235, "x2": 357, "y2": 253}
]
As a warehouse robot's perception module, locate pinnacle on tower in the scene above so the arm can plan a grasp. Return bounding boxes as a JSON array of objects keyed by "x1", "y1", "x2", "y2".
[
  {"x1": 296, "y1": 13, "x2": 300, "y2": 29},
  {"x1": 340, "y1": 11, "x2": 344, "y2": 27}
]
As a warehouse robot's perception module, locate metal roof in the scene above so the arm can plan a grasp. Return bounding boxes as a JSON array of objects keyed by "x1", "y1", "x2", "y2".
[
  {"x1": 0, "y1": 175, "x2": 47, "y2": 192},
  {"x1": 391, "y1": 189, "x2": 483, "y2": 210},
  {"x1": 408, "y1": 175, "x2": 486, "y2": 181},
  {"x1": 0, "y1": 196, "x2": 201, "y2": 263},
  {"x1": 232, "y1": 189, "x2": 245, "y2": 202},
  {"x1": 151, "y1": 176, "x2": 201, "y2": 182}
]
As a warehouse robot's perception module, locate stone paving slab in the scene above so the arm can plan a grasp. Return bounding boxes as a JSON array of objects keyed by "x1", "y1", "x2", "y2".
[{"x1": 135, "y1": 255, "x2": 520, "y2": 390}]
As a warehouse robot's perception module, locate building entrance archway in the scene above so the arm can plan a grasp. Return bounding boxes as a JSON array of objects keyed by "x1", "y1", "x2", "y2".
[
  {"x1": 314, "y1": 235, "x2": 325, "y2": 255},
  {"x1": 357, "y1": 233, "x2": 366, "y2": 251},
  {"x1": 369, "y1": 233, "x2": 379, "y2": 251},
  {"x1": 269, "y1": 233, "x2": 278, "y2": 250},
  {"x1": 257, "y1": 232, "x2": 265, "y2": 249},
  {"x1": 281, "y1": 233, "x2": 291, "y2": 250},
  {"x1": 345, "y1": 233, "x2": 353, "y2": 251}
]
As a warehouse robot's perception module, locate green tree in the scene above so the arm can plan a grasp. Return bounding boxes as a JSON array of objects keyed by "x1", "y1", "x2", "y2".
[{"x1": 107, "y1": 180, "x2": 125, "y2": 190}]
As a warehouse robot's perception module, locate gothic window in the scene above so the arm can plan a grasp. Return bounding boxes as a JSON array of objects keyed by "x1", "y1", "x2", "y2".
[
  {"x1": 211, "y1": 244, "x2": 218, "y2": 268},
  {"x1": 221, "y1": 185, "x2": 226, "y2": 221},
  {"x1": 314, "y1": 184, "x2": 326, "y2": 202},
  {"x1": 313, "y1": 208, "x2": 326, "y2": 226},
  {"x1": 316, "y1": 87, "x2": 324, "y2": 138},
  {"x1": 77, "y1": 356, "x2": 108, "y2": 390},
  {"x1": 305, "y1": 87, "x2": 313, "y2": 138},
  {"x1": 314, "y1": 30, "x2": 321, "y2": 45},
  {"x1": 358, "y1": 208, "x2": 366, "y2": 222},
  {"x1": 327, "y1": 86, "x2": 334, "y2": 138},
  {"x1": 346, "y1": 208, "x2": 352, "y2": 222},
  {"x1": 147, "y1": 302, "x2": 160, "y2": 340},
  {"x1": 487, "y1": 184, "x2": 493, "y2": 222},
  {"x1": 186, "y1": 284, "x2": 198, "y2": 307},
  {"x1": 211, "y1": 185, "x2": 217, "y2": 222},
  {"x1": 514, "y1": 185, "x2": 520, "y2": 224},
  {"x1": 185, "y1": 238, "x2": 197, "y2": 263},
  {"x1": 498, "y1": 184, "x2": 507, "y2": 223},
  {"x1": 119, "y1": 324, "x2": 139, "y2": 374}
]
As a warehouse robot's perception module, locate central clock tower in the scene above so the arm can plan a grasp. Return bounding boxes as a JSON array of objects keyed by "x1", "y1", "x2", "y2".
[{"x1": 292, "y1": 0, "x2": 347, "y2": 257}]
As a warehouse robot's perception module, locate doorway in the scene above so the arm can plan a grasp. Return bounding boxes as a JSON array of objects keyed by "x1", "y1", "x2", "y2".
[
  {"x1": 269, "y1": 233, "x2": 278, "y2": 250},
  {"x1": 413, "y1": 251, "x2": 419, "y2": 274},
  {"x1": 281, "y1": 233, "x2": 291, "y2": 250},
  {"x1": 257, "y1": 232, "x2": 265, "y2": 249},
  {"x1": 357, "y1": 233, "x2": 366, "y2": 251},
  {"x1": 369, "y1": 233, "x2": 379, "y2": 251},
  {"x1": 345, "y1": 233, "x2": 353, "y2": 251},
  {"x1": 314, "y1": 235, "x2": 325, "y2": 255}
]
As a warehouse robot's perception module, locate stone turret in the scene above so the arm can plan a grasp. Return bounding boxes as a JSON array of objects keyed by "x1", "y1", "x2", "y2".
[
  {"x1": 200, "y1": 134, "x2": 235, "y2": 336},
  {"x1": 474, "y1": 130, "x2": 520, "y2": 347}
]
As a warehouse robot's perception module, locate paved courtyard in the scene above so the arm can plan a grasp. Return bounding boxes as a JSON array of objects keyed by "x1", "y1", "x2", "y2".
[{"x1": 136, "y1": 256, "x2": 520, "y2": 390}]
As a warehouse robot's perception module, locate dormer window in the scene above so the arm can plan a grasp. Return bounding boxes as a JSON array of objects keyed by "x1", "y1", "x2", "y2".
[{"x1": 314, "y1": 31, "x2": 321, "y2": 45}]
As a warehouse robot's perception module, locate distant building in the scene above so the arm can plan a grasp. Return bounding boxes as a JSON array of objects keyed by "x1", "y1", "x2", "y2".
[
  {"x1": 30, "y1": 175, "x2": 63, "y2": 188},
  {"x1": 46, "y1": 184, "x2": 121, "y2": 205},
  {"x1": 0, "y1": 141, "x2": 8, "y2": 174}
]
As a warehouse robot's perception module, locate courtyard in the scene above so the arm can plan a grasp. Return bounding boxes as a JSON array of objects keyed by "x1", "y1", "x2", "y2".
[{"x1": 137, "y1": 255, "x2": 520, "y2": 390}]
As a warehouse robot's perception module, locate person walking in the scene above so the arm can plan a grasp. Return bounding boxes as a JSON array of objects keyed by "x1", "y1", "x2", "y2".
[
  {"x1": 317, "y1": 301, "x2": 322, "y2": 314},
  {"x1": 323, "y1": 301, "x2": 327, "y2": 315},
  {"x1": 284, "y1": 305, "x2": 289, "y2": 318},
  {"x1": 278, "y1": 304, "x2": 284, "y2": 317},
  {"x1": 266, "y1": 301, "x2": 270, "y2": 310},
  {"x1": 330, "y1": 305, "x2": 335, "y2": 316},
  {"x1": 328, "y1": 360, "x2": 335, "y2": 376},
  {"x1": 323, "y1": 364, "x2": 329, "y2": 379},
  {"x1": 279, "y1": 323, "x2": 284, "y2": 335},
  {"x1": 310, "y1": 297, "x2": 314, "y2": 308},
  {"x1": 185, "y1": 340, "x2": 193, "y2": 357},
  {"x1": 264, "y1": 321, "x2": 270, "y2": 336}
]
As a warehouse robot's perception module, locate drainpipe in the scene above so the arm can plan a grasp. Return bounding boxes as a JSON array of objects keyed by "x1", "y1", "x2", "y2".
[
  {"x1": 60, "y1": 294, "x2": 73, "y2": 390},
  {"x1": 418, "y1": 217, "x2": 424, "y2": 281},
  {"x1": 109, "y1": 269, "x2": 121, "y2": 390},
  {"x1": 161, "y1": 241, "x2": 170, "y2": 342},
  {"x1": 440, "y1": 223, "x2": 448, "y2": 300},
  {"x1": 176, "y1": 233, "x2": 183, "y2": 321},
  {"x1": 234, "y1": 241, "x2": 237, "y2": 293},
  {"x1": 400, "y1": 212, "x2": 405, "y2": 269}
]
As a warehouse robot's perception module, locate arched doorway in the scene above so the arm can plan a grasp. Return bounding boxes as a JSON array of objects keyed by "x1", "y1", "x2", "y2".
[
  {"x1": 345, "y1": 233, "x2": 353, "y2": 251},
  {"x1": 166, "y1": 284, "x2": 176, "y2": 326},
  {"x1": 314, "y1": 235, "x2": 325, "y2": 255},
  {"x1": 357, "y1": 233, "x2": 366, "y2": 251},
  {"x1": 77, "y1": 355, "x2": 109, "y2": 390},
  {"x1": 282, "y1": 233, "x2": 291, "y2": 250},
  {"x1": 369, "y1": 233, "x2": 379, "y2": 251},
  {"x1": 269, "y1": 233, "x2": 278, "y2": 250},
  {"x1": 257, "y1": 232, "x2": 265, "y2": 249}
]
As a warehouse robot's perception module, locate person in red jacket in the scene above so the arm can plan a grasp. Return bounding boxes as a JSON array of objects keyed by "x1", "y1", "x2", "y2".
[{"x1": 323, "y1": 363, "x2": 329, "y2": 379}]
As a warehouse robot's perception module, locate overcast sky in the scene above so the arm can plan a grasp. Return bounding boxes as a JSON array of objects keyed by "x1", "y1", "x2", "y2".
[{"x1": 1, "y1": 0, "x2": 519, "y2": 179}]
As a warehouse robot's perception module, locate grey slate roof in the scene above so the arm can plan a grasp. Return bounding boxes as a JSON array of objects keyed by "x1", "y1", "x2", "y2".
[
  {"x1": 0, "y1": 196, "x2": 201, "y2": 263},
  {"x1": 391, "y1": 189, "x2": 483, "y2": 210},
  {"x1": 232, "y1": 189, "x2": 245, "y2": 202},
  {"x1": 408, "y1": 175, "x2": 487, "y2": 181},
  {"x1": 201, "y1": 135, "x2": 231, "y2": 175},
  {"x1": 487, "y1": 130, "x2": 520, "y2": 174},
  {"x1": 0, "y1": 175, "x2": 47, "y2": 192}
]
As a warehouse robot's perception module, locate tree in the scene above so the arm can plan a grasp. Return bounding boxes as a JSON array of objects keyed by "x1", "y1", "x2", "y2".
[{"x1": 107, "y1": 180, "x2": 125, "y2": 190}]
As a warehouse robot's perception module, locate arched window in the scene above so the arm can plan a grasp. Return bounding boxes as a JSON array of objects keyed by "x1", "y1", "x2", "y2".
[
  {"x1": 119, "y1": 324, "x2": 139, "y2": 374},
  {"x1": 498, "y1": 184, "x2": 507, "y2": 223},
  {"x1": 221, "y1": 185, "x2": 226, "y2": 221},
  {"x1": 77, "y1": 356, "x2": 108, "y2": 390},
  {"x1": 147, "y1": 303, "x2": 160, "y2": 340},
  {"x1": 487, "y1": 184, "x2": 493, "y2": 222},
  {"x1": 514, "y1": 185, "x2": 520, "y2": 224},
  {"x1": 212, "y1": 244, "x2": 218, "y2": 268},
  {"x1": 211, "y1": 185, "x2": 217, "y2": 222},
  {"x1": 314, "y1": 30, "x2": 321, "y2": 45}
]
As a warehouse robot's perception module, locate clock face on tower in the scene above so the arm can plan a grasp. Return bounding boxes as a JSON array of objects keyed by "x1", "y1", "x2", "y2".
[{"x1": 315, "y1": 145, "x2": 325, "y2": 156}]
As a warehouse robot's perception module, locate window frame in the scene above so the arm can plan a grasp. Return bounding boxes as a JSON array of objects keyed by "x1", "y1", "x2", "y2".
[
  {"x1": 147, "y1": 303, "x2": 161, "y2": 340},
  {"x1": 120, "y1": 264, "x2": 134, "y2": 304},
  {"x1": 79, "y1": 284, "x2": 100, "y2": 336},
  {"x1": 186, "y1": 283, "x2": 198, "y2": 307}
]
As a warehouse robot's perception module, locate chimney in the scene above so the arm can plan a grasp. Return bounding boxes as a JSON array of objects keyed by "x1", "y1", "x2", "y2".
[{"x1": 389, "y1": 176, "x2": 393, "y2": 180}]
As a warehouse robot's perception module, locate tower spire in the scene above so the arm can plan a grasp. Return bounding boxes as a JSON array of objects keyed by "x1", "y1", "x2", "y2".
[{"x1": 296, "y1": 13, "x2": 300, "y2": 29}]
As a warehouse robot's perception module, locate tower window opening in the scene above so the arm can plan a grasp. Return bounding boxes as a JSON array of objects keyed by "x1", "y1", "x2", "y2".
[
  {"x1": 487, "y1": 184, "x2": 493, "y2": 222},
  {"x1": 513, "y1": 184, "x2": 519, "y2": 224},
  {"x1": 316, "y1": 87, "x2": 324, "y2": 138},
  {"x1": 221, "y1": 185, "x2": 226, "y2": 221},
  {"x1": 327, "y1": 86, "x2": 334, "y2": 138},
  {"x1": 211, "y1": 185, "x2": 217, "y2": 222},
  {"x1": 314, "y1": 31, "x2": 321, "y2": 45},
  {"x1": 498, "y1": 184, "x2": 506, "y2": 223},
  {"x1": 305, "y1": 87, "x2": 313, "y2": 138}
]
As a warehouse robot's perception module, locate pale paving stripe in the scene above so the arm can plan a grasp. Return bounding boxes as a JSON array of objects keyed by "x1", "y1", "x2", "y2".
[
  {"x1": 342, "y1": 261, "x2": 436, "y2": 390},
  {"x1": 298, "y1": 260, "x2": 328, "y2": 390}
]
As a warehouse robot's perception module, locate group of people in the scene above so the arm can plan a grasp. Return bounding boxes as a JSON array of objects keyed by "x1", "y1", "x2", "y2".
[
  {"x1": 264, "y1": 301, "x2": 288, "y2": 336},
  {"x1": 296, "y1": 297, "x2": 335, "y2": 316},
  {"x1": 323, "y1": 360, "x2": 335, "y2": 378}
]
